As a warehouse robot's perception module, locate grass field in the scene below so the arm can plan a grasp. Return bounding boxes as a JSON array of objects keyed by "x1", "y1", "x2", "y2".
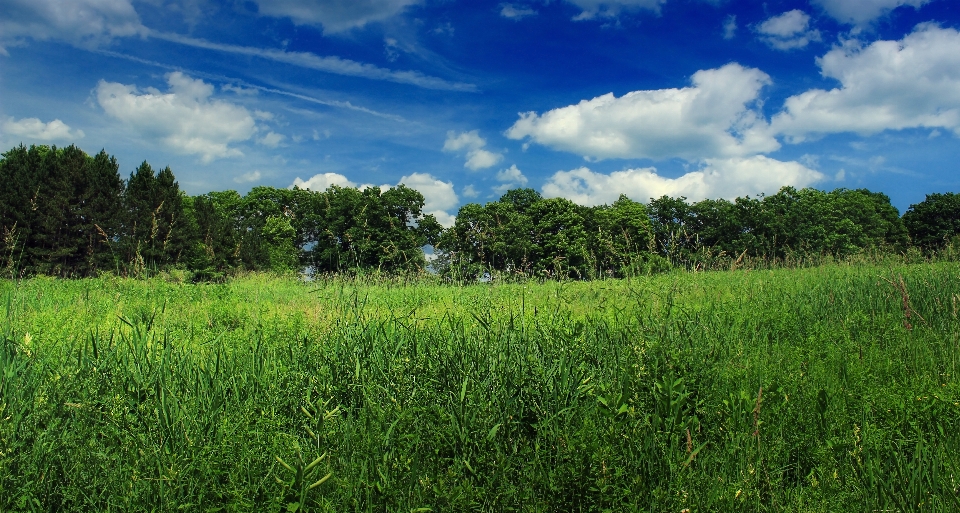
[{"x1": 2, "y1": 263, "x2": 959, "y2": 511}]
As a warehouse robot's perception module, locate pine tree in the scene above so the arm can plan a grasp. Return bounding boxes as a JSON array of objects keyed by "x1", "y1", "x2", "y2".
[
  {"x1": 77, "y1": 150, "x2": 124, "y2": 274},
  {"x1": 0, "y1": 145, "x2": 42, "y2": 275},
  {"x1": 28, "y1": 145, "x2": 77, "y2": 275}
]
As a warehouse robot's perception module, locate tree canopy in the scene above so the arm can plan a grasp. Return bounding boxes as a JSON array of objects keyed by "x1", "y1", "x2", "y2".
[{"x1": 0, "y1": 143, "x2": 955, "y2": 280}]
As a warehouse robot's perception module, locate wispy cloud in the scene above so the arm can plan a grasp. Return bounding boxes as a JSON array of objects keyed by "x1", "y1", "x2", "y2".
[
  {"x1": 96, "y1": 50, "x2": 407, "y2": 121},
  {"x1": 500, "y1": 3, "x2": 537, "y2": 19},
  {"x1": 723, "y1": 15, "x2": 737, "y2": 40},
  {"x1": 234, "y1": 170, "x2": 262, "y2": 183},
  {"x1": 249, "y1": 84, "x2": 408, "y2": 122},
  {"x1": 149, "y1": 31, "x2": 478, "y2": 92}
]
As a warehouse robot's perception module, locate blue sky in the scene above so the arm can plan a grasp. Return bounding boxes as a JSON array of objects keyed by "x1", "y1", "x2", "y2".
[{"x1": 1, "y1": 0, "x2": 958, "y2": 225}]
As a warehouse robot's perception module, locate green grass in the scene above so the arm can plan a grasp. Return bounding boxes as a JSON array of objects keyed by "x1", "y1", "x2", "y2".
[{"x1": 1, "y1": 263, "x2": 959, "y2": 511}]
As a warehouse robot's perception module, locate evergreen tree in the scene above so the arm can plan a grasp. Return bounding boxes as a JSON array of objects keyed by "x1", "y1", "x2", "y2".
[
  {"x1": 76, "y1": 150, "x2": 124, "y2": 275},
  {"x1": 0, "y1": 145, "x2": 43, "y2": 275},
  {"x1": 121, "y1": 162, "x2": 187, "y2": 273},
  {"x1": 27, "y1": 145, "x2": 79, "y2": 275},
  {"x1": 183, "y1": 191, "x2": 244, "y2": 279}
]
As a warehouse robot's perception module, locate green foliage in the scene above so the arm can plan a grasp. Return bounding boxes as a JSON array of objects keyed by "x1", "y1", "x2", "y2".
[
  {"x1": 2, "y1": 263, "x2": 959, "y2": 510},
  {"x1": 0, "y1": 144, "x2": 124, "y2": 277},
  {"x1": 438, "y1": 190, "x2": 661, "y2": 280},
  {"x1": 263, "y1": 215, "x2": 299, "y2": 273},
  {"x1": 0, "y1": 143, "x2": 955, "y2": 280},
  {"x1": 640, "y1": 187, "x2": 911, "y2": 270},
  {"x1": 120, "y1": 161, "x2": 190, "y2": 273},
  {"x1": 308, "y1": 184, "x2": 430, "y2": 274},
  {"x1": 593, "y1": 195, "x2": 656, "y2": 275},
  {"x1": 903, "y1": 192, "x2": 960, "y2": 251},
  {"x1": 184, "y1": 191, "x2": 244, "y2": 280}
]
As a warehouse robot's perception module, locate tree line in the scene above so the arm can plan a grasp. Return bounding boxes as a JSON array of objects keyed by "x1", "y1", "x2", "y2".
[
  {"x1": 1, "y1": 144, "x2": 958, "y2": 280},
  {"x1": 0, "y1": 144, "x2": 440, "y2": 279}
]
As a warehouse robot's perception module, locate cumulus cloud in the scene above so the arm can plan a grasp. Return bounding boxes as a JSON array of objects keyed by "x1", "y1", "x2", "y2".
[
  {"x1": 443, "y1": 130, "x2": 484, "y2": 152},
  {"x1": 496, "y1": 164, "x2": 528, "y2": 186},
  {"x1": 563, "y1": 0, "x2": 666, "y2": 20},
  {"x1": 771, "y1": 24, "x2": 960, "y2": 141},
  {"x1": 542, "y1": 156, "x2": 824, "y2": 206},
  {"x1": 500, "y1": 3, "x2": 537, "y2": 19},
  {"x1": 465, "y1": 150, "x2": 503, "y2": 170},
  {"x1": 494, "y1": 164, "x2": 529, "y2": 194},
  {"x1": 96, "y1": 72, "x2": 257, "y2": 162},
  {"x1": 756, "y1": 10, "x2": 821, "y2": 50},
  {"x1": 252, "y1": 0, "x2": 421, "y2": 34},
  {"x1": 1, "y1": 117, "x2": 84, "y2": 142},
  {"x1": 0, "y1": 0, "x2": 144, "y2": 51},
  {"x1": 399, "y1": 172, "x2": 459, "y2": 227},
  {"x1": 506, "y1": 63, "x2": 779, "y2": 161},
  {"x1": 291, "y1": 172, "x2": 357, "y2": 191},
  {"x1": 443, "y1": 130, "x2": 504, "y2": 170},
  {"x1": 811, "y1": 0, "x2": 929, "y2": 26}
]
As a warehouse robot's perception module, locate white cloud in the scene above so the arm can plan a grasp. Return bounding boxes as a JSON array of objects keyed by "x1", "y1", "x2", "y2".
[
  {"x1": 462, "y1": 184, "x2": 479, "y2": 198},
  {"x1": 0, "y1": 0, "x2": 144, "y2": 51},
  {"x1": 234, "y1": 170, "x2": 262, "y2": 183},
  {"x1": 496, "y1": 164, "x2": 528, "y2": 186},
  {"x1": 443, "y1": 130, "x2": 504, "y2": 170},
  {"x1": 257, "y1": 131, "x2": 286, "y2": 148},
  {"x1": 563, "y1": 0, "x2": 666, "y2": 20},
  {"x1": 443, "y1": 130, "x2": 485, "y2": 152},
  {"x1": 465, "y1": 149, "x2": 503, "y2": 170},
  {"x1": 494, "y1": 164, "x2": 529, "y2": 193},
  {"x1": 291, "y1": 172, "x2": 356, "y2": 191},
  {"x1": 429, "y1": 211, "x2": 457, "y2": 228},
  {"x1": 253, "y1": 0, "x2": 421, "y2": 33},
  {"x1": 151, "y1": 31, "x2": 476, "y2": 92},
  {"x1": 771, "y1": 24, "x2": 960, "y2": 141},
  {"x1": 756, "y1": 10, "x2": 821, "y2": 50},
  {"x1": 399, "y1": 172, "x2": 459, "y2": 227},
  {"x1": 723, "y1": 15, "x2": 737, "y2": 40},
  {"x1": 96, "y1": 72, "x2": 257, "y2": 163},
  {"x1": 811, "y1": 0, "x2": 929, "y2": 26},
  {"x1": 1, "y1": 117, "x2": 84, "y2": 142},
  {"x1": 506, "y1": 63, "x2": 779, "y2": 161},
  {"x1": 542, "y1": 156, "x2": 824, "y2": 206},
  {"x1": 500, "y1": 3, "x2": 537, "y2": 19}
]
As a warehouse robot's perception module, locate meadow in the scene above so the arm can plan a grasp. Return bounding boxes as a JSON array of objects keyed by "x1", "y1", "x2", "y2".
[{"x1": 1, "y1": 263, "x2": 959, "y2": 512}]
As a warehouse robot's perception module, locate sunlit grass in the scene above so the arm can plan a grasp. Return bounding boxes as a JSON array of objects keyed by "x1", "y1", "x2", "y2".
[{"x1": 2, "y1": 262, "x2": 959, "y2": 511}]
